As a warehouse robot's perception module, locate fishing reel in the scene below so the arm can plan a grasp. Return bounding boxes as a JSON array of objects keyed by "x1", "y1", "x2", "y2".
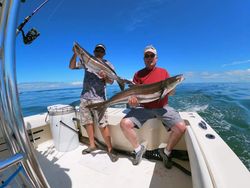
[
  {"x1": 20, "y1": 28, "x2": 40, "y2": 45},
  {"x1": 17, "y1": 0, "x2": 48, "y2": 45}
]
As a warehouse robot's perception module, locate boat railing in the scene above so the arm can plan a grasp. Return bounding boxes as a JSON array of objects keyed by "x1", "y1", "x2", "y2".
[
  {"x1": 0, "y1": 153, "x2": 23, "y2": 172},
  {"x1": 0, "y1": 0, "x2": 50, "y2": 187}
]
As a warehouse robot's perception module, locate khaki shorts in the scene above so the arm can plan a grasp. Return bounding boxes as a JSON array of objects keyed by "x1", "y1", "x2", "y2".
[{"x1": 80, "y1": 98, "x2": 108, "y2": 128}]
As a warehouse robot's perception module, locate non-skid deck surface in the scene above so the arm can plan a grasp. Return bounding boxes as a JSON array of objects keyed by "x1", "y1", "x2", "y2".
[{"x1": 36, "y1": 140, "x2": 192, "y2": 188}]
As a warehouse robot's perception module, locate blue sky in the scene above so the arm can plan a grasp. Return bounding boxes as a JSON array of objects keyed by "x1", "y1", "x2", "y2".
[{"x1": 16, "y1": 0, "x2": 250, "y2": 87}]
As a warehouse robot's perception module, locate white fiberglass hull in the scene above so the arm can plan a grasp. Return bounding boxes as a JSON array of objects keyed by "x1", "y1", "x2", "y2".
[{"x1": 1, "y1": 107, "x2": 250, "y2": 188}]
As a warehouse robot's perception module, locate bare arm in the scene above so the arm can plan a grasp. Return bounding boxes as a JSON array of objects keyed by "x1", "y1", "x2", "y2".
[
  {"x1": 69, "y1": 53, "x2": 78, "y2": 69},
  {"x1": 69, "y1": 45, "x2": 80, "y2": 69}
]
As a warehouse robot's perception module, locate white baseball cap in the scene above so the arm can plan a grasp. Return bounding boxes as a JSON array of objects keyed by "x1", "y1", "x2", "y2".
[{"x1": 144, "y1": 45, "x2": 157, "y2": 55}]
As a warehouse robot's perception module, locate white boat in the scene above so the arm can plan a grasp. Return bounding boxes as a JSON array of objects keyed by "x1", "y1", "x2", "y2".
[
  {"x1": 22, "y1": 107, "x2": 250, "y2": 188},
  {"x1": 2, "y1": 105, "x2": 250, "y2": 187},
  {"x1": 0, "y1": 1, "x2": 249, "y2": 187}
]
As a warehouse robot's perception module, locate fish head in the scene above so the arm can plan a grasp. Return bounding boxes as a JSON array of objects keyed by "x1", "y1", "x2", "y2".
[
  {"x1": 173, "y1": 74, "x2": 185, "y2": 83},
  {"x1": 162, "y1": 74, "x2": 184, "y2": 92}
]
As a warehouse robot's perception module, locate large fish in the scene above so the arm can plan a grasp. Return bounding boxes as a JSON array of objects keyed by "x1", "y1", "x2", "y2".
[
  {"x1": 87, "y1": 74, "x2": 184, "y2": 121},
  {"x1": 73, "y1": 42, "x2": 133, "y2": 90}
]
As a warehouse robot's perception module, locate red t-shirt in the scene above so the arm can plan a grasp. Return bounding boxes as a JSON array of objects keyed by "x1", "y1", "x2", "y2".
[{"x1": 133, "y1": 67, "x2": 170, "y2": 109}]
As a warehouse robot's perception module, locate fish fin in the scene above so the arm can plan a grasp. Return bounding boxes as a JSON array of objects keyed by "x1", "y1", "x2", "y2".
[{"x1": 160, "y1": 89, "x2": 169, "y2": 100}]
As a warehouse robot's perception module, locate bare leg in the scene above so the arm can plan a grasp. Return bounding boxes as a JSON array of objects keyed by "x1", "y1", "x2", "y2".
[
  {"x1": 99, "y1": 125, "x2": 118, "y2": 162},
  {"x1": 85, "y1": 123, "x2": 96, "y2": 148},
  {"x1": 166, "y1": 121, "x2": 186, "y2": 151},
  {"x1": 158, "y1": 121, "x2": 186, "y2": 168},
  {"x1": 120, "y1": 118, "x2": 139, "y2": 149},
  {"x1": 99, "y1": 126, "x2": 112, "y2": 152}
]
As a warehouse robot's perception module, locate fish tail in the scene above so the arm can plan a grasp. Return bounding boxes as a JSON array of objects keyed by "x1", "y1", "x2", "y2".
[
  {"x1": 117, "y1": 78, "x2": 126, "y2": 91},
  {"x1": 117, "y1": 77, "x2": 134, "y2": 90},
  {"x1": 86, "y1": 101, "x2": 108, "y2": 122}
]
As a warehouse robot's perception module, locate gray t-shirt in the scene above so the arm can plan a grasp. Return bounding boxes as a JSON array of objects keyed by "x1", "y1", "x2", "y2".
[{"x1": 78, "y1": 59, "x2": 114, "y2": 101}]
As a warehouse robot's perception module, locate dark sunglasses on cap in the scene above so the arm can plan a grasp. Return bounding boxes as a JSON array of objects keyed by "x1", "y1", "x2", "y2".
[
  {"x1": 144, "y1": 54, "x2": 155, "y2": 58},
  {"x1": 95, "y1": 48, "x2": 105, "y2": 53}
]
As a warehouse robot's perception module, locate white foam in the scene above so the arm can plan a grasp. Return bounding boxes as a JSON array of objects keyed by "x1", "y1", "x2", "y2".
[{"x1": 185, "y1": 104, "x2": 209, "y2": 112}]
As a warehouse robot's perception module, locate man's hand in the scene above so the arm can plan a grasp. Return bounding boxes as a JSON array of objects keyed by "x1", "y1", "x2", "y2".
[
  {"x1": 98, "y1": 70, "x2": 107, "y2": 79},
  {"x1": 128, "y1": 96, "x2": 139, "y2": 107}
]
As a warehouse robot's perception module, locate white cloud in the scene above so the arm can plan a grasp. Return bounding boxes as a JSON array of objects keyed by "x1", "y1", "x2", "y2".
[
  {"x1": 225, "y1": 69, "x2": 250, "y2": 76},
  {"x1": 184, "y1": 69, "x2": 250, "y2": 83},
  {"x1": 222, "y1": 59, "x2": 250, "y2": 67},
  {"x1": 70, "y1": 81, "x2": 82, "y2": 85},
  {"x1": 18, "y1": 81, "x2": 82, "y2": 92}
]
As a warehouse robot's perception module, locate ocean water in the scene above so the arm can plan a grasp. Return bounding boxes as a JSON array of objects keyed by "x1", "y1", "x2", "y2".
[{"x1": 19, "y1": 83, "x2": 250, "y2": 170}]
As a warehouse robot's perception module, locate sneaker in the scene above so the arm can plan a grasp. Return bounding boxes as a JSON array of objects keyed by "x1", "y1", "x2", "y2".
[
  {"x1": 132, "y1": 145, "x2": 146, "y2": 165},
  {"x1": 82, "y1": 146, "x2": 97, "y2": 154},
  {"x1": 107, "y1": 150, "x2": 118, "y2": 162},
  {"x1": 159, "y1": 148, "x2": 173, "y2": 169}
]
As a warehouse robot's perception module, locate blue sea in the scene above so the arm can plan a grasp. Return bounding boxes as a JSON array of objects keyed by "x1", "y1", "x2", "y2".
[{"x1": 19, "y1": 83, "x2": 250, "y2": 170}]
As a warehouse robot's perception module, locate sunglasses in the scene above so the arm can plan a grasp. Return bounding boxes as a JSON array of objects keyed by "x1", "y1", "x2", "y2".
[
  {"x1": 95, "y1": 48, "x2": 105, "y2": 53},
  {"x1": 144, "y1": 54, "x2": 155, "y2": 58}
]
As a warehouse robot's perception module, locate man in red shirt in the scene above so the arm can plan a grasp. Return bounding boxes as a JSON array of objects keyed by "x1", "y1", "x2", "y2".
[{"x1": 120, "y1": 45, "x2": 186, "y2": 167}]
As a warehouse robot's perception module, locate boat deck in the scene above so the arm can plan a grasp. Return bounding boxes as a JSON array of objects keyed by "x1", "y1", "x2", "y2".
[{"x1": 36, "y1": 140, "x2": 192, "y2": 188}]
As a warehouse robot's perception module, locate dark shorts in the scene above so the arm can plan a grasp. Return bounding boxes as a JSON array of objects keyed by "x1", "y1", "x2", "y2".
[{"x1": 124, "y1": 105, "x2": 183, "y2": 129}]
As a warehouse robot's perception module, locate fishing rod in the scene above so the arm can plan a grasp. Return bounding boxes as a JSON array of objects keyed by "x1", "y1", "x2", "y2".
[{"x1": 17, "y1": 0, "x2": 49, "y2": 45}]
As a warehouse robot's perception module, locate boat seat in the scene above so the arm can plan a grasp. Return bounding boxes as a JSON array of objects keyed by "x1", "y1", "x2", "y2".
[{"x1": 80, "y1": 108, "x2": 187, "y2": 151}]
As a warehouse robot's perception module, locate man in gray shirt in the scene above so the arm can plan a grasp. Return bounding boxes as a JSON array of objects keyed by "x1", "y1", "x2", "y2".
[{"x1": 69, "y1": 44, "x2": 118, "y2": 162}]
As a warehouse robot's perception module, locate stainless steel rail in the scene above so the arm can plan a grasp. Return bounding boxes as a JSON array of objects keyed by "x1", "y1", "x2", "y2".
[{"x1": 0, "y1": 0, "x2": 50, "y2": 187}]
